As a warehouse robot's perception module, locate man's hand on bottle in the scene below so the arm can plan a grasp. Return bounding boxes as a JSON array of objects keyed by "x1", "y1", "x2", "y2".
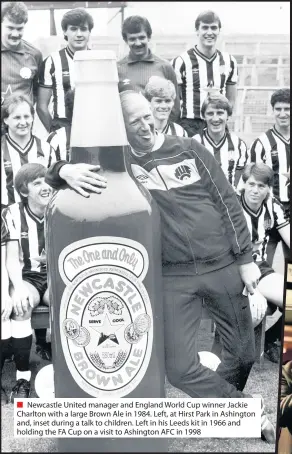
[
  {"x1": 59, "y1": 164, "x2": 108, "y2": 198},
  {"x1": 239, "y1": 262, "x2": 261, "y2": 295}
]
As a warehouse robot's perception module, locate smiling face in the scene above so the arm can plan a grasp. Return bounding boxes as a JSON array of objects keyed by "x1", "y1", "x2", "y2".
[
  {"x1": 203, "y1": 104, "x2": 228, "y2": 135},
  {"x1": 197, "y1": 21, "x2": 220, "y2": 50},
  {"x1": 122, "y1": 93, "x2": 155, "y2": 155},
  {"x1": 244, "y1": 175, "x2": 270, "y2": 209},
  {"x1": 4, "y1": 101, "x2": 33, "y2": 139},
  {"x1": 64, "y1": 22, "x2": 91, "y2": 52},
  {"x1": 273, "y1": 101, "x2": 290, "y2": 130},
  {"x1": 125, "y1": 28, "x2": 150, "y2": 60},
  {"x1": 150, "y1": 96, "x2": 174, "y2": 122},
  {"x1": 25, "y1": 177, "x2": 52, "y2": 209}
]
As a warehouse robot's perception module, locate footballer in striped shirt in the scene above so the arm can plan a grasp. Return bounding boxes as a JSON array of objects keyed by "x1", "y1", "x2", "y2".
[
  {"x1": 172, "y1": 11, "x2": 238, "y2": 137},
  {"x1": 193, "y1": 94, "x2": 248, "y2": 189},
  {"x1": 37, "y1": 8, "x2": 94, "y2": 133},
  {"x1": 45, "y1": 88, "x2": 76, "y2": 165},
  {"x1": 144, "y1": 76, "x2": 188, "y2": 138},
  {"x1": 1, "y1": 163, "x2": 53, "y2": 401},
  {"x1": 239, "y1": 162, "x2": 289, "y2": 309},
  {"x1": 212, "y1": 162, "x2": 289, "y2": 363},
  {"x1": 1, "y1": 95, "x2": 52, "y2": 208},
  {"x1": 249, "y1": 89, "x2": 290, "y2": 214}
]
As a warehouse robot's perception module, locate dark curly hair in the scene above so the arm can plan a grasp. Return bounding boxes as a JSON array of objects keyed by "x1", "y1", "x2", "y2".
[
  {"x1": 122, "y1": 16, "x2": 152, "y2": 41},
  {"x1": 270, "y1": 88, "x2": 290, "y2": 108}
]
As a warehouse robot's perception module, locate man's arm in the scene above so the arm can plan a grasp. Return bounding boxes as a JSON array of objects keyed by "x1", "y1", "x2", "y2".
[
  {"x1": 37, "y1": 56, "x2": 54, "y2": 132},
  {"x1": 234, "y1": 138, "x2": 248, "y2": 188},
  {"x1": 6, "y1": 240, "x2": 34, "y2": 316},
  {"x1": 33, "y1": 49, "x2": 43, "y2": 105},
  {"x1": 225, "y1": 84, "x2": 237, "y2": 110},
  {"x1": 36, "y1": 86, "x2": 53, "y2": 133},
  {"x1": 1, "y1": 244, "x2": 12, "y2": 321},
  {"x1": 225, "y1": 54, "x2": 238, "y2": 109}
]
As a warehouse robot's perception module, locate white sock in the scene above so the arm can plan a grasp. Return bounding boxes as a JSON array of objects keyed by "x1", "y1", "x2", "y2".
[
  {"x1": 16, "y1": 370, "x2": 31, "y2": 381},
  {"x1": 1, "y1": 319, "x2": 11, "y2": 340},
  {"x1": 11, "y1": 319, "x2": 32, "y2": 338}
]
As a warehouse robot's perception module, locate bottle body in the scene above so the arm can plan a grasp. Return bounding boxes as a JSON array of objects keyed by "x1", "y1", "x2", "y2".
[{"x1": 46, "y1": 167, "x2": 167, "y2": 452}]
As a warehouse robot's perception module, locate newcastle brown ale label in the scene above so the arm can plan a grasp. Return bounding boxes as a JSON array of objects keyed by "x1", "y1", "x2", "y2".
[{"x1": 58, "y1": 237, "x2": 153, "y2": 398}]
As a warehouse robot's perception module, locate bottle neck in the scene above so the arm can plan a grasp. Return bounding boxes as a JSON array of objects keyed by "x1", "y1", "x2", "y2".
[{"x1": 70, "y1": 145, "x2": 128, "y2": 172}]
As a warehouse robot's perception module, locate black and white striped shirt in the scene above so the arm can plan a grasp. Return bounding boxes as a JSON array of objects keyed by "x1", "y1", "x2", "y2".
[
  {"x1": 193, "y1": 129, "x2": 248, "y2": 188},
  {"x1": 46, "y1": 126, "x2": 71, "y2": 165},
  {"x1": 172, "y1": 46, "x2": 238, "y2": 120},
  {"x1": 1, "y1": 133, "x2": 51, "y2": 207},
  {"x1": 39, "y1": 46, "x2": 75, "y2": 121},
  {"x1": 161, "y1": 121, "x2": 188, "y2": 137},
  {"x1": 240, "y1": 193, "x2": 289, "y2": 262},
  {"x1": 2, "y1": 201, "x2": 46, "y2": 273},
  {"x1": 249, "y1": 127, "x2": 290, "y2": 203}
]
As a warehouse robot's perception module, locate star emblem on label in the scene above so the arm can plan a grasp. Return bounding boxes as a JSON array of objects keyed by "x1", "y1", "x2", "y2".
[{"x1": 90, "y1": 313, "x2": 125, "y2": 346}]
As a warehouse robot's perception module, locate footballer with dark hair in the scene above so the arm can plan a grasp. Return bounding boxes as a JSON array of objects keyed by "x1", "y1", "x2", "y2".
[
  {"x1": 249, "y1": 88, "x2": 290, "y2": 217},
  {"x1": 172, "y1": 10, "x2": 238, "y2": 137},
  {"x1": 37, "y1": 8, "x2": 94, "y2": 134},
  {"x1": 118, "y1": 15, "x2": 180, "y2": 122},
  {"x1": 1, "y1": 163, "x2": 53, "y2": 402}
]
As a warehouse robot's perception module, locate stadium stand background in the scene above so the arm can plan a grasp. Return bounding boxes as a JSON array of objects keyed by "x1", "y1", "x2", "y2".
[{"x1": 33, "y1": 33, "x2": 290, "y2": 146}]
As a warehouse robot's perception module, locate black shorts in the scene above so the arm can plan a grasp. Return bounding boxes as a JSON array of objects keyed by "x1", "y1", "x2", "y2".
[
  {"x1": 257, "y1": 260, "x2": 275, "y2": 281},
  {"x1": 22, "y1": 271, "x2": 47, "y2": 299}
]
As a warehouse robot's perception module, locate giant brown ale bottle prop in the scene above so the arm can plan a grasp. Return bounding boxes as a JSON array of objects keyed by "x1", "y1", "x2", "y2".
[{"x1": 46, "y1": 51, "x2": 166, "y2": 452}]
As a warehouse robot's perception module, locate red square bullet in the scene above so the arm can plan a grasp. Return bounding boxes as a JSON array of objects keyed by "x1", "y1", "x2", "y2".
[{"x1": 17, "y1": 402, "x2": 23, "y2": 408}]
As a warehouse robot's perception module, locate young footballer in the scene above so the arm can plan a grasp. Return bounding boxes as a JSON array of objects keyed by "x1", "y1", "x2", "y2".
[
  {"x1": 144, "y1": 76, "x2": 187, "y2": 137},
  {"x1": 193, "y1": 94, "x2": 248, "y2": 189},
  {"x1": 2, "y1": 163, "x2": 52, "y2": 401},
  {"x1": 240, "y1": 163, "x2": 289, "y2": 306},
  {"x1": 212, "y1": 162, "x2": 290, "y2": 363},
  {"x1": 37, "y1": 8, "x2": 94, "y2": 133},
  {"x1": 172, "y1": 10, "x2": 238, "y2": 136},
  {"x1": 249, "y1": 88, "x2": 290, "y2": 217},
  {"x1": 1, "y1": 95, "x2": 52, "y2": 208}
]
